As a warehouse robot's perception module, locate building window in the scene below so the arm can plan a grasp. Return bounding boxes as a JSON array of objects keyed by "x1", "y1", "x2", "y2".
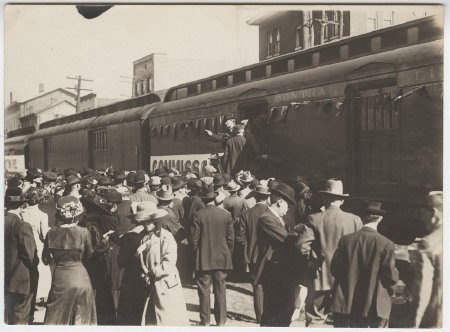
[
  {"x1": 367, "y1": 12, "x2": 378, "y2": 31},
  {"x1": 323, "y1": 11, "x2": 340, "y2": 42},
  {"x1": 93, "y1": 129, "x2": 107, "y2": 151},
  {"x1": 295, "y1": 26, "x2": 303, "y2": 49},
  {"x1": 142, "y1": 80, "x2": 147, "y2": 94},
  {"x1": 384, "y1": 11, "x2": 395, "y2": 27},
  {"x1": 147, "y1": 78, "x2": 152, "y2": 93},
  {"x1": 267, "y1": 31, "x2": 273, "y2": 58},
  {"x1": 274, "y1": 28, "x2": 281, "y2": 55}
]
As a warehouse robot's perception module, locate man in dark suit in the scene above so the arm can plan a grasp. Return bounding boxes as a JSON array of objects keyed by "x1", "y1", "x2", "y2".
[
  {"x1": 4, "y1": 187, "x2": 38, "y2": 325},
  {"x1": 330, "y1": 201, "x2": 398, "y2": 327},
  {"x1": 254, "y1": 183, "x2": 299, "y2": 326},
  {"x1": 238, "y1": 184, "x2": 270, "y2": 323},
  {"x1": 222, "y1": 124, "x2": 246, "y2": 175},
  {"x1": 191, "y1": 185, "x2": 234, "y2": 326}
]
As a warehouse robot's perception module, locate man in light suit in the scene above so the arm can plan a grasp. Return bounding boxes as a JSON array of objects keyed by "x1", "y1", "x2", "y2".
[
  {"x1": 191, "y1": 185, "x2": 234, "y2": 326},
  {"x1": 300, "y1": 178, "x2": 362, "y2": 324},
  {"x1": 330, "y1": 201, "x2": 398, "y2": 327}
]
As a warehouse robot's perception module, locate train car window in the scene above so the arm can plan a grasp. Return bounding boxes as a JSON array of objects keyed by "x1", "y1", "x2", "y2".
[
  {"x1": 216, "y1": 75, "x2": 228, "y2": 89},
  {"x1": 348, "y1": 38, "x2": 371, "y2": 57},
  {"x1": 187, "y1": 84, "x2": 197, "y2": 96},
  {"x1": 251, "y1": 65, "x2": 266, "y2": 80},
  {"x1": 294, "y1": 53, "x2": 313, "y2": 70},
  {"x1": 201, "y1": 80, "x2": 213, "y2": 93},
  {"x1": 233, "y1": 71, "x2": 246, "y2": 84},
  {"x1": 381, "y1": 27, "x2": 407, "y2": 49},
  {"x1": 271, "y1": 60, "x2": 288, "y2": 76},
  {"x1": 418, "y1": 20, "x2": 443, "y2": 41},
  {"x1": 93, "y1": 129, "x2": 107, "y2": 151},
  {"x1": 320, "y1": 45, "x2": 341, "y2": 64}
]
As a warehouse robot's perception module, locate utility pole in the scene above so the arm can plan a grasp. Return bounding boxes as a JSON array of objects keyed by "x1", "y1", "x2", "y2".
[{"x1": 66, "y1": 75, "x2": 93, "y2": 113}]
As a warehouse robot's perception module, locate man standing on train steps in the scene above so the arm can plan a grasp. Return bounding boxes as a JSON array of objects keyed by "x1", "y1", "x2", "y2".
[{"x1": 222, "y1": 124, "x2": 246, "y2": 175}]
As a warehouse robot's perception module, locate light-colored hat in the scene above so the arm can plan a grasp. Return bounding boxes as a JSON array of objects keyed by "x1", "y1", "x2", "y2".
[
  {"x1": 204, "y1": 164, "x2": 217, "y2": 174},
  {"x1": 155, "y1": 184, "x2": 175, "y2": 201},
  {"x1": 201, "y1": 176, "x2": 214, "y2": 186},
  {"x1": 225, "y1": 180, "x2": 241, "y2": 192},
  {"x1": 240, "y1": 171, "x2": 254, "y2": 183},
  {"x1": 130, "y1": 201, "x2": 167, "y2": 222},
  {"x1": 319, "y1": 178, "x2": 349, "y2": 198},
  {"x1": 150, "y1": 176, "x2": 161, "y2": 186},
  {"x1": 253, "y1": 184, "x2": 271, "y2": 196}
]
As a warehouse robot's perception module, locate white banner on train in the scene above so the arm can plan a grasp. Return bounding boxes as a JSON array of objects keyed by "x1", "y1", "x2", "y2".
[
  {"x1": 5, "y1": 155, "x2": 25, "y2": 173},
  {"x1": 150, "y1": 154, "x2": 217, "y2": 175}
]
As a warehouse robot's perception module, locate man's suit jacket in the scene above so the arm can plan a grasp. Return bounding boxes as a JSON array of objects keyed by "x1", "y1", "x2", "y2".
[
  {"x1": 239, "y1": 202, "x2": 269, "y2": 265},
  {"x1": 222, "y1": 135, "x2": 246, "y2": 175},
  {"x1": 330, "y1": 227, "x2": 398, "y2": 319},
  {"x1": 304, "y1": 205, "x2": 362, "y2": 291},
  {"x1": 254, "y1": 209, "x2": 297, "y2": 285},
  {"x1": 4, "y1": 212, "x2": 38, "y2": 295},
  {"x1": 223, "y1": 194, "x2": 248, "y2": 223},
  {"x1": 191, "y1": 205, "x2": 234, "y2": 271}
]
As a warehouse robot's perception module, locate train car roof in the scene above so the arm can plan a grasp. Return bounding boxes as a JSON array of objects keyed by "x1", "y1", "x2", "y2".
[
  {"x1": 149, "y1": 38, "x2": 442, "y2": 123},
  {"x1": 30, "y1": 103, "x2": 159, "y2": 140}
]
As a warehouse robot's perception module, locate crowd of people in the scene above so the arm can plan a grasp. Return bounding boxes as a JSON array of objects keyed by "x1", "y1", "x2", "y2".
[{"x1": 4, "y1": 163, "x2": 442, "y2": 327}]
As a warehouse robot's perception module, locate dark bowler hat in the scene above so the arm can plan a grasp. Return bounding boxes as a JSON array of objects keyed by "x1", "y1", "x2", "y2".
[
  {"x1": 213, "y1": 173, "x2": 224, "y2": 186},
  {"x1": 7, "y1": 176, "x2": 23, "y2": 188},
  {"x1": 223, "y1": 114, "x2": 236, "y2": 122},
  {"x1": 267, "y1": 179, "x2": 279, "y2": 191},
  {"x1": 5, "y1": 187, "x2": 27, "y2": 208},
  {"x1": 271, "y1": 183, "x2": 296, "y2": 205},
  {"x1": 253, "y1": 184, "x2": 271, "y2": 196},
  {"x1": 43, "y1": 171, "x2": 58, "y2": 183},
  {"x1": 199, "y1": 185, "x2": 218, "y2": 201},
  {"x1": 133, "y1": 172, "x2": 146, "y2": 184},
  {"x1": 154, "y1": 168, "x2": 168, "y2": 177},
  {"x1": 126, "y1": 171, "x2": 136, "y2": 184},
  {"x1": 362, "y1": 201, "x2": 386, "y2": 215},
  {"x1": 249, "y1": 179, "x2": 260, "y2": 190},
  {"x1": 97, "y1": 176, "x2": 112, "y2": 186},
  {"x1": 187, "y1": 178, "x2": 202, "y2": 190},
  {"x1": 104, "y1": 189, "x2": 123, "y2": 203},
  {"x1": 114, "y1": 171, "x2": 126, "y2": 181},
  {"x1": 65, "y1": 175, "x2": 81, "y2": 188},
  {"x1": 161, "y1": 176, "x2": 171, "y2": 186},
  {"x1": 26, "y1": 168, "x2": 43, "y2": 182},
  {"x1": 171, "y1": 176, "x2": 185, "y2": 190},
  {"x1": 64, "y1": 169, "x2": 78, "y2": 178},
  {"x1": 81, "y1": 168, "x2": 95, "y2": 177}
]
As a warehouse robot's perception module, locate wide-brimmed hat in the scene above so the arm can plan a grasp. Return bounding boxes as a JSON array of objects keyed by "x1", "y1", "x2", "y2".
[
  {"x1": 319, "y1": 178, "x2": 349, "y2": 198},
  {"x1": 149, "y1": 176, "x2": 161, "y2": 186},
  {"x1": 240, "y1": 171, "x2": 254, "y2": 183},
  {"x1": 213, "y1": 173, "x2": 224, "y2": 186},
  {"x1": 5, "y1": 187, "x2": 27, "y2": 208},
  {"x1": 225, "y1": 181, "x2": 241, "y2": 192},
  {"x1": 204, "y1": 164, "x2": 217, "y2": 174},
  {"x1": 362, "y1": 201, "x2": 386, "y2": 215},
  {"x1": 156, "y1": 184, "x2": 175, "y2": 201},
  {"x1": 56, "y1": 195, "x2": 84, "y2": 220},
  {"x1": 65, "y1": 175, "x2": 81, "y2": 188},
  {"x1": 253, "y1": 184, "x2": 271, "y2": 196},
  {"x1": 271, "y1": 183, "x2": 296, "y2": 205},
  {"x1": 43, "y1": 171, "x2": 58, "y2": 183},
  {"x1": 199, "y1": 185, "x2": 218, "y2": 201},
  {"x1": 130, "y1": 201, "x2": 167, "y2": 222},
  {"x1": 126, "y1": 171, "x2": 136, "y2": 184},
  {"x1": 171, "y1": 176, "x2": 185, "y2": 190},
  {"x1": 201, "y1": 176, "x2": 214, "y2": 186},
  {"x1": 25, "y1": 168, "x2": 43, "y2": 182}
]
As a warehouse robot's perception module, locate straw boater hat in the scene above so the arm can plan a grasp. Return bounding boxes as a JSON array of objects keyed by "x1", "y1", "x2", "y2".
[
  {"x1": 149, "y1": 176, "x2": 161, "y2": 186},
  {"x1": 155, "y1": 184, "x2": 175, "y2": 201},
  {"x1": 253, "y1": 184, "x2": 271, "y2": 196},
  {"x1": 225, "y1": 180, "x2": 241, "y2": 192},
  {"x1": 131, "y1": 201, "x2": 168, "y2": 223},
  {"x1": 319, "y1": 178, "x2": 349, "y2": 198}
]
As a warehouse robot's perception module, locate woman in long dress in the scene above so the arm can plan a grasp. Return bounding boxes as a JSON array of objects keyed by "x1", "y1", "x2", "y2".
[
  {"x1": 132, "y1": 201, "x2": 189, "y2": 326},
  {"x1": 42, "y1": 196, "x2": 96, "y2": 325}
]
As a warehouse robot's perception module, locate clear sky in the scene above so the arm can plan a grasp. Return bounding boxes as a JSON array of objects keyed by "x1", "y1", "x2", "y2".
[
  {"x1": 5, "y1": 5, "x2": 261, "y2": 102},
  {"x1": 5, "y1": 4, "x2": 443, "y2": 103}
]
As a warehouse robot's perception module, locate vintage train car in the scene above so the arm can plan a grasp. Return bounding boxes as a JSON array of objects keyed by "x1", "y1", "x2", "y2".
[
  {"x1": 27, "y1": 16, "x2": 442, "y2": 204},
  {"x1": 148, "y1": 16, "x2": 443, "y2": 203},
  {"x1": 28, "y1": 93, "x2": 161, "y2": 171}
]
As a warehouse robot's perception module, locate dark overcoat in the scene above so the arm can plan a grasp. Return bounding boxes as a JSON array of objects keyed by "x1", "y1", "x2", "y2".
[
  {"x1": 4, "y1": 212, "x2": 38, "y2": 296},
  {"x1": 222, "y1": 135, "x2": 246, "y2": 175},
  {"x1": 191, "y1": 205, "x2": 234, "y2": 271},
  {"x1": 330, "y1": 227, "x2": 399, "y2": 320}
]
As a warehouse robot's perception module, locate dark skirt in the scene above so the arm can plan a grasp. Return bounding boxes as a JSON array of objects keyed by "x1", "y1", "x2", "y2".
[{"x1": 44, "y1": 262, "x2": 96, "y2": 325}]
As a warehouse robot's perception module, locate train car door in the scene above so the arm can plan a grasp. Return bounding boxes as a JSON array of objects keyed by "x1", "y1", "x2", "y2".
[
  {"x1": 350, "y1": 84, "x2": 400, "y2": 199},
  {"x1": 43, "y1": 137, "x2": 50, "y2": 171},
  {"x1": 238, "y1": 100, "x2": 269, "y2": 150}
]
